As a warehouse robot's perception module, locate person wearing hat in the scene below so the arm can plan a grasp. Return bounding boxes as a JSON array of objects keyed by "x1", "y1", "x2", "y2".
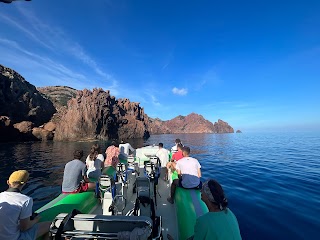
[
  {"x1": 193, "y1": 179, "x2": 242, "y2": 240},
  {"x1": 0, "y1": 170, "x2": 51, "y2": 240}
]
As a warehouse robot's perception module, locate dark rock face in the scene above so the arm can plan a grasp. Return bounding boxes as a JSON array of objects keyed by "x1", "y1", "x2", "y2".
[
  {"x1": 148, "y1": 113, "x2": 234, "y2": 134},
  {"x1": 54, "y1": 89, "x2": 150, "y2": 141},
  {"x1": 0, "y1": 64, "x2": 56, "y2": 126}
]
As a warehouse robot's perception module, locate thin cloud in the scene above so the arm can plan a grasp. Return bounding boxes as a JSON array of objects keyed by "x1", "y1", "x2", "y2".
[
  {"x1": 150, "y1": 95, "x2": 161, "y2": 106},
  {"x1": 3, "y1": 6, "x2": 113, "y2": 80},
  {"x1": 172, "y1": 87, "x2": 188, "y2": 96}
]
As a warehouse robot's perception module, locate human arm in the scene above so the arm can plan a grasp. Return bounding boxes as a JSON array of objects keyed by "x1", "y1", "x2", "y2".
[
  {"x1": 20, "y1": 214, "x2": 41, "y2": 231},
  {"x1": 197, "y1": 168, "x2": 201, "y2": 178},
  {"x1": 19, "y1": 197, "x2": 38, "y2": 231}
]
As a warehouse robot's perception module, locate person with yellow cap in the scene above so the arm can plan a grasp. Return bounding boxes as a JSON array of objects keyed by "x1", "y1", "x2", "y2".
[{"x1": 0, "y1": 170, "x2": 51, "y2": 240}]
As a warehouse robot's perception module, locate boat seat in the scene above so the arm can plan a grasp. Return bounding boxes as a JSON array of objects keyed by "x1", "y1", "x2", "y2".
[
  {"x1": 51, "y1": 213, "x2": 153, "y2": 239},
  {"x1": 99, "y1": 175, "x2": 112, "y2": 190}
]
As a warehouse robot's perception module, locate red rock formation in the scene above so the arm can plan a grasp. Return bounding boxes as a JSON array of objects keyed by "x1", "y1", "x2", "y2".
[
  {"x1": 148, "y1": 113, "x2": 234, "y2": 134},
  {"x1": 13, "y1": 121, "x2": 34, "y2": 134},
  {"x1": 212, "y1": 119, "x2": 234, "y2": 133},
  {"x1": 32, "y1": 127, "x2": 54, "y2": 141},
  {"x1": 54, "y1": 88, "x2": 150, "y2": 141}
]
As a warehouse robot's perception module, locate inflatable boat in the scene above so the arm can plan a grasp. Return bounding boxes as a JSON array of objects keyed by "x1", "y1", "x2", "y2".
[{"x1": 36, "y1": 145, "x2": 208, "y2": 239}]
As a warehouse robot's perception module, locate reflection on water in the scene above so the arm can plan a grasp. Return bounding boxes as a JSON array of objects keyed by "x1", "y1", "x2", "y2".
[{"x1": 0, "y1": 133, "x2": 319, "y2": 240}]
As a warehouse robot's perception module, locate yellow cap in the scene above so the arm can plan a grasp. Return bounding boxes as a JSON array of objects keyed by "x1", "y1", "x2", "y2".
[{"x1": 8, "y1": 170, "x2": 29, "y2": 185}]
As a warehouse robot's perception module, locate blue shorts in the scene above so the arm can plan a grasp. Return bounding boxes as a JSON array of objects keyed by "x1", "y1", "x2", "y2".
[{"x1": 18, "y1": 223, "x2": 38, "y2": 240}]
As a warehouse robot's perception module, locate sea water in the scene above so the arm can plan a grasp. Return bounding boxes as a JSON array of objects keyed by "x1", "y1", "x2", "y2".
[{"x1": 0, "y1": 132, "x2": 319, "y2": 239}]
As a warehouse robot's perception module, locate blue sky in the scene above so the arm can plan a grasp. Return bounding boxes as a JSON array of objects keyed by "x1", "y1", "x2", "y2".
[{"x1": 0, "y1": 0, "x2": 319, "y2": 132}]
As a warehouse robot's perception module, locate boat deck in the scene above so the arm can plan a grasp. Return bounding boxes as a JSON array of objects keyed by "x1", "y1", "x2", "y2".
[{"x1": 91, "y1": 172, "x2": 178, "y2": 239}]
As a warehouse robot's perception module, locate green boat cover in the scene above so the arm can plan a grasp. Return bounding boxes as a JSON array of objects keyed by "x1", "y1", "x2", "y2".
[
  {"x1": 36, "y1": 191, "x2": 98, "y2": 222},
  {"x1": 175, "y1": 187, "x2": 208, "y2": 240}
]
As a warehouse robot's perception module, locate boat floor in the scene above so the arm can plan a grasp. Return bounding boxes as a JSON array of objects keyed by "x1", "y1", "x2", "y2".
[{"x1": 91, "y1": 177, "x2": 178, "y2": 239}]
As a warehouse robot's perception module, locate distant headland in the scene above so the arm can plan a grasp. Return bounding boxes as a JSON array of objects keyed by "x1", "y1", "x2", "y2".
[{"x1": 0, "y1": 64, "x2": 238, "y2": 142}]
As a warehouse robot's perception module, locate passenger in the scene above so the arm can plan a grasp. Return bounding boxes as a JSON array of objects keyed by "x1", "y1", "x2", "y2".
[
  {"x1": 0, "y1": 170, "x2": 51, "y2": 240},
  {"x1": 166, "y1": 143, "x2": 184, "y2": 173},
  {"x1": 119, "y1": 140, "x2": 135, "y2": 158},
  {"x1": 105, "y1": 140, "x2": 120, "y2": 169},
  {"x1": 62, "y1": 150, "x2": 95, "y2": 194},
  {"x1": 171, "y1": 138, "x2": 182, "y2": 153},
  {"x1": 155, "y1": 143, "x2": 170, "y2": 179},
  {"x1": 167, "y1": 179, "x2": 242, "y2": 240},
  {"x1": 167, "y1": 146, "x2": 201, "y2": 204},
  {"x1": 193, "y1": 179, "x2": 242, "y2": 239},
  {"x1": 85, "y1": 144, "x2": 104, "y2": 180}
]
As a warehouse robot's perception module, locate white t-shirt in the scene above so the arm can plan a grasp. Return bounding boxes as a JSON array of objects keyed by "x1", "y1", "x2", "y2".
[
  {"x1": 176, "y1": 157, "x2": 201, "y2": 188},
  {"x1": 156, "y1": 148, "x2": 169, "y2": 167},
  {"x1": 119, "y1": 143, "x2": 135, "y2": 157},
  {"x1": 86, "y1": 154, "x2": 104, "y2": 179},
  {"x1": 0, "y1": 191, "x2": 33, "y2": 240},
  {"x1": 171, "y1": 145, "x2": 178, "y2": 153}
]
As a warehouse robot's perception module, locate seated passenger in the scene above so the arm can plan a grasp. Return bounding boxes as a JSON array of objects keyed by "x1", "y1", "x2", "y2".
[
  {"x1": 155, "y1": 143, "x2": 170, "y2": 178},
  {"x1": 171, "y1": 138, "x2": 182, "y2": 153},
  {"x1": 166, "y1": 143, "x2": 184, "y2": 173},
  {"x1": 193, "y1": 179, "x2": 242, "y2": 240},
  {"x1": 167, "y1": 179, "x2": 242, "y2": 240},
  {"x1": 62, "y1": 150, "x2": 95, "y2": 193},
  {"x1": 119, "y1": 140, "x2": 135, "y2": 158},
  {"x1": 105, "y1": 140, "x2": 120, "y2": 169},
  {"x1": 85, "y1": 144, "x2": 104, "y2": 180},
  {"x1": 0, "y1": 170, "x2": 51, "y2": 240},
  {"x1": 167, "y1": 146, "x2": 201, "y2": 204}
]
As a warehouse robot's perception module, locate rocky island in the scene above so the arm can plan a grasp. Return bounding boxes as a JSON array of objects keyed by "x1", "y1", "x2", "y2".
[{"x1": 0, "y1": 64, "x2": 236, "y2": 142}]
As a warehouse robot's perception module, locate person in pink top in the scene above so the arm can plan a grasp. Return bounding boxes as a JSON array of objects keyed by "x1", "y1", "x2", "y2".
[{"x1": 105, "y1": 141, "x2": 120, "y2": 169}]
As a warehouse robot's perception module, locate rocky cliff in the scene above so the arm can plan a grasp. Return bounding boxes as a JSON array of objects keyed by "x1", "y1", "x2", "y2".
[
  {"x1": 1, "y1": 64, "x2": 235, "y2": 142},
  {"x1": 0, "y1": 65, "x2": 56, "y2": 142},
  {"x1": 54, "y1": 88, "x2": 150, "y2": 141},
  {"x1": 37, "y1": 86, "x2": 77, "y2": 123},
  {"x1": 148, "y1": 113, "x2": 234, "y2": 134},
  {"x1": 0, "y1": 65, "x2": 56, "y2": 125}
]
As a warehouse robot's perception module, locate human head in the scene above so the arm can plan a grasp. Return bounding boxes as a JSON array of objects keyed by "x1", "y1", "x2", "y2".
[
  {"x1": 7, "y1": 170, "x2": 29, "y2": 188},
  {"x1": 158, "y1": 143, "x2": 163, "y2": 148},
  {"x1": 177, "y1": 143, "x2": 183, "y2": 151},
  {"x1": 111, "y1": 140, "x2": 119, "y2": 147},
  {"x1": 175, "y1": 139, "x2": 181, "y2": 145},
  {"x1": 89, "y1": 144, "x2": 101, "y2": 160},
  {"x1": 201, "y1": 179, "x2": 228, "y2": 210},
  {"x1": 182, "y1": 146, "x2": 190, "y2": 157},
  {"x1": 73, "y1": 150, "x2": 84, "y2": 160}
]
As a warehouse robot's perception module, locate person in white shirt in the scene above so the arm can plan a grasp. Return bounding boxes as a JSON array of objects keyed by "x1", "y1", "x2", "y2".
[
  {"x1": 119, "y1": 141, "x2": 135, "y2": 158},
  {"x1": 0, "y1": 170, "x2": 51, "y2": 240},
  {"x1": 85, "y1": 144, "x2": 105, "y2": 180},
  {"x1": 156, "y1": 143, "x2": 170, "y2": 179},
  {"x1": 167, "y1": 146, "x2": 202, "y2": 204}
]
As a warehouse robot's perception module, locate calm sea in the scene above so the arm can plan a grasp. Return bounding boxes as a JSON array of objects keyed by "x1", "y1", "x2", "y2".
[{"x1": 0, "y1": 133, "x2": 319, "y2": 239}]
